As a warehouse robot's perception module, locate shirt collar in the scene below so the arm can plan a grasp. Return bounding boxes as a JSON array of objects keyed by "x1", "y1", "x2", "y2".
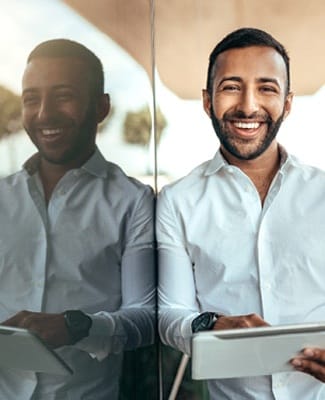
[
  {"x1": 203, "y1": 144, "x2": 296, "y2": 177},
  {"x1": 23, "y1": 147, "x2": 108, "y2": 178},
  {"x1": 81, "y1": 148, "x2": 109, "y2": 178},
  {"x1": 203, "y1": 150, "x2": 227, "y2": 176}
]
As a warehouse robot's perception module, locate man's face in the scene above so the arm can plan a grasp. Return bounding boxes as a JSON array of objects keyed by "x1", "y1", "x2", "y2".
[
  {"x1": 203, "y1": 46, "x2": 293, "y2": 160},
  {"x1": 22, "y1": 57, "x2": 100, "y2": 167}
]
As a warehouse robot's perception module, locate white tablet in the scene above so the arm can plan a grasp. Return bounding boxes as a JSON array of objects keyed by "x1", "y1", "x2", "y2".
[
  {"x1": 191, "y1": 322, "x2": 325, "y2": 379},
  {"x1": 0, "y1": 325, "x2": 73, "y2": 376}
]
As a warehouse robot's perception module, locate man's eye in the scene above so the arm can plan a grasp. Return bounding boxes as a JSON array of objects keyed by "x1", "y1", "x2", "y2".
[
  {"x1": 55, "y1": 92, "x2": 74, "y2": 101},
  {"x1": 261, "y1": 86, "x2": 277, "y2": 93},
  {"x1": 22, "y1": 96, "x2": 39, "y2": 106},
  {"x1": 222, "y1": 85, "x2": 240, "y2": 92}
]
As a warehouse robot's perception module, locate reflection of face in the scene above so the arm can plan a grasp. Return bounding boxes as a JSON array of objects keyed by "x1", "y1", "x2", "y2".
[
  {"x1": 204, "y1": 46, "x2": 292, "y2": 160},
  {"x1": 22, "y1": 57, "x2": 98, "y2": 167}
]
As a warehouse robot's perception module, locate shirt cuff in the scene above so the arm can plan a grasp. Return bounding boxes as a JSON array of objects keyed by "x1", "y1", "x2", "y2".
[{"x1": 74, "y1": 313, "x2": 119, "y2": 361}]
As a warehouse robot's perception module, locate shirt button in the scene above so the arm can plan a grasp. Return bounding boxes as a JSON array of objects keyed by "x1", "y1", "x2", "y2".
[
  {"x1": 264, "y1": 282, "x2": 271, "y2": 290},
  {"x1": 274, "y1": 378, "x2": 285, "y2": 388}
]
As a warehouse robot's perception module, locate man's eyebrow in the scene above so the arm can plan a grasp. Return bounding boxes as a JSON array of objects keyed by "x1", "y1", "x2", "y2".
[
  {"x1": 257, "y1": 77, "x2": 281, "y2": 87},
  {"x1": 52, "y1": 84, "x2": 77, "y2": 91},
  {"x1": 22, "y1": 88, "x2": 37, "y2": 96},
  {"x1": 22, "y1": 84, "x2": 77, "y2": 96},
  {"x1": 217, "y1": 76, "x2": 281, "y2": 87},
  {"x1": 218, "y1": 76, "x2": 242, "y2": 85}
]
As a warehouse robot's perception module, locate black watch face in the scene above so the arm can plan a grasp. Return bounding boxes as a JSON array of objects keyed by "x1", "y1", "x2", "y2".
[
  {"x1": 69, "y1": 311, "x2": 89, "y2": 330},
  {"x1": 192, "y1": 312, "x2": 215, "y2": 333},
  {"x1": 64, "y1": 310, "x2": 92, "y2": 343}
]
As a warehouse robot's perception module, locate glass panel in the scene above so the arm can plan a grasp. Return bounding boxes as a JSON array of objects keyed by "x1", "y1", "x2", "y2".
[
  {"x1": 0, "y1": 1, "x2": 157, "y2": 399},
  {"x1": 3, "y1": 1, "x2": 325, "y2": 399},
  {"x1": 0, "y1": 0, "x2": 156, "y2": 184}
]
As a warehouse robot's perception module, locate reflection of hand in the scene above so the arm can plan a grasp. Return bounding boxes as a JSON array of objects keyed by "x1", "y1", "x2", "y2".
[
  {"x1": 1, "y1": 310, "x2": 70, "y2": 348},
  {"x1": 212, "y1": 313, "x2": 269, "y2": 330},
  {"x1": 291, "y1": 348, "x2": 325, "y2": 382}
]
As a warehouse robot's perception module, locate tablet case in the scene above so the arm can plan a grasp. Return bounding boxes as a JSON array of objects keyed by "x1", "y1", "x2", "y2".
[
  {"x1": 0, "y1": 325, "x2": 73, "y2": 376},
  {"x1": 191, "y1": 322, "x2": 325, "y2": 379}
]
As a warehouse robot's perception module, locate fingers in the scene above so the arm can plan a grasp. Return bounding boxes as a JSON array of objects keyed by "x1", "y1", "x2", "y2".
[
  {"x1": 291, "y1": 348, "x2": 325, "y2": 382},
  {"x1": 1, "y1": 311, "x2": 70, "y2": 348},
  {"x1": 1, "y1": 310, "x2": 33, "y2": 327},
  {"x1": 213, "y1": 313, "x2": 269, "y2": 330}
]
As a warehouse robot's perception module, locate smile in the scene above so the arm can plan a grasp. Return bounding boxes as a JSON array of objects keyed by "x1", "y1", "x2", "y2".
[
  {"x1": 233, "y1": 121, "x2": 261, "y2": 129},
  {"x1": 41, "y1": 128, "x2": 64, "y2": 136}
]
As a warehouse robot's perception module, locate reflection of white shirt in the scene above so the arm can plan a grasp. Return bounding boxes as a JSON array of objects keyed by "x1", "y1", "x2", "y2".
[
  {"x1": 157, "y1": 146, "x2": 325, "y2": 400},
  {"x1": 0, "y1": 148, "x2": 155, "y2": 400}
]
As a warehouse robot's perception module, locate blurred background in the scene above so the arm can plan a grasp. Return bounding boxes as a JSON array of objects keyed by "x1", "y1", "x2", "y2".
[{"x1": 1, "y1": 1, "x2": 324, "y2": 398}]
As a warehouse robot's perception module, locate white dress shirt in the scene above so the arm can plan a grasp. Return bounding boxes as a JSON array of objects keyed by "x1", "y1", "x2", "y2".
[
  {"x1": 0, "y1": 148, "x2": 155, "y2": 400},
  {"x1": 157, "y1": 146, "x2": 325, "y2": 400}
]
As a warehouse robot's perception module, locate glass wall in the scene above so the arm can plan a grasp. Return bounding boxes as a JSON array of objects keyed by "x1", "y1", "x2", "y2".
[
  {"x1": 0, "y1": 1, "x2": 158, "y2": 399},
  {"x1": 1, "y1": 1, "x2": 325, "y2": 399}
]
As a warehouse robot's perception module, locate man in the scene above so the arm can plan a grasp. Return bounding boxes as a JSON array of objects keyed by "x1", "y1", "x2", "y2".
[
  {"x1": 0, "y1": 39, "x2": 155, "y2": 399},
  {"x1": 157, "y1": 27, "x2": 325, "y2": 399}
]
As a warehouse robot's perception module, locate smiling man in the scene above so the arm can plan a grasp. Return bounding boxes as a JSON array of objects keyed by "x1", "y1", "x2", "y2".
[
  {"x1": 0, "y1": 39, "x2": 155, "y2": 399},
  {"x1": 157, "y1": 28, "x2": 325, "y2": 399}
]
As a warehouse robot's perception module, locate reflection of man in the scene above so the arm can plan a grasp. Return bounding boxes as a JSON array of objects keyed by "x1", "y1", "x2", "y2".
[
  {"x1": 0, "y1": 39, "x2": 155, "y2": 399},
  {"x1": 157, "y1": 28, "x2": 325, "y2": 399}
]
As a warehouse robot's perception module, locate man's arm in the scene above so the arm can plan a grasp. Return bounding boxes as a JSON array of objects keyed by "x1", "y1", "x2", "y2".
[
  {"x1": 157, "y1": 187, "x2": 269, "y2": 356},
  {"x1": 157, "y1": 188, "x2": 201, "y2": 355},
  {"x1": 74, "y1": 186, "x2": 156, "y2": 360}
]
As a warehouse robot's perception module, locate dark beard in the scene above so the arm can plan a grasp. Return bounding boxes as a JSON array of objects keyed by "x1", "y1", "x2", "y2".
[
  {"x1": 210, "y1": 107, "x2": 284, "y2": 160},
  {"x1": 26, "y1": 103, "x2": 98, "y2": 166},
  {"x1": 53, "y1": 103, "x2": 98, "y2": 165}
]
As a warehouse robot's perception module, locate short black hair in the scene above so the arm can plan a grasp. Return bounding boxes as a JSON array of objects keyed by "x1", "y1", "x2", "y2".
[
  {"x1": 206, "y1": 27, "x2": 290, "y2": 95},
  {"x1": 27, "y1": 39, "x2": 105, "y2": 97}
]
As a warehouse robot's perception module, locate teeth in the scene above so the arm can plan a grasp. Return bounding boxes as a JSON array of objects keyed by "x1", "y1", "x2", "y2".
[
  {"x1": 234, "y1": 122, "x2": 260, "y2": 129},
  {"x1": 42, "y1": 129, "x2": 62, "y2": 136}
]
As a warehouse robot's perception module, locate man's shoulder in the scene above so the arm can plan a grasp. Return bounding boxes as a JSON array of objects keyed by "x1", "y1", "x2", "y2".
[
  {"x1": 103, "y1": 160, "x2": 154, "y2": 198},
  {"x1": 0, "y1": 170, "x2": 28, "y2": 209},
  {"x1": 286, "y1": 154, "x2": 325, "y2": 180},
  {"x1": 159, "y1": 159, "x2": 212, "y2": 195},
  {"x1": 0, "y1": 169, "x2": 26, "y2": 187}
]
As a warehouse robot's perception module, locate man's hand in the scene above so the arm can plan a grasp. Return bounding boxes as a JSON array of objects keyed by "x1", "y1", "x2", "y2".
[
  {"x1": 1, "y1": 310, "x2": 71, "y2": 348},
  {"x1": 213, "y1": 313, "x2": 269, "y2": 330},
  {"x1": 291, "y1": 348, "x2": 325, "y2": 382}
]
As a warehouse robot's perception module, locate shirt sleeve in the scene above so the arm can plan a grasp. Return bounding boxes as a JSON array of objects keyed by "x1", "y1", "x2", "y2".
[
  {"x1": 75, "y1": 186, "x2": 156, "y2": 361},
  {"x1": 156, "y1": 187, "x2": 199, "y2": 355}
]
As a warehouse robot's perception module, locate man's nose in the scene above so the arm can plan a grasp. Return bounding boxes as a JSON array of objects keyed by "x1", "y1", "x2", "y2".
[
  {"x1": 37, "y1": 96, "x2": 56, "y2": 122},
  {"x1": 237, "y1": 89, "x2": 259, "y2": 116}
]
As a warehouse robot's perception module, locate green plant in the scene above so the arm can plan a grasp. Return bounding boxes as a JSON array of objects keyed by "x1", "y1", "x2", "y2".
[
  {"x1": 123, "y1": 106, "x2": 166, "y2": 146},
  {"x1": 0, "y1": 85, "x2": 22, "y2": 137}
]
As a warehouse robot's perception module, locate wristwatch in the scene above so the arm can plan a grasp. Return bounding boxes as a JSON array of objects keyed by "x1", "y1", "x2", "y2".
[
  {"x1": 191, "y1": 312, "x2": 219, "y2": 333},
  {"x1": 63, "y1": 310, "x2": 92, "y2": 344}
]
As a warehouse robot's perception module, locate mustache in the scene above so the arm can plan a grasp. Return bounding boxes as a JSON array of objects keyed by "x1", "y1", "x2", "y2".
[
  {"x1": 223, "y1": 110, "x2": 272, "y2": 123},
  {"x1": 32, "y1": 115, "x2": 73, "y2": 127}
]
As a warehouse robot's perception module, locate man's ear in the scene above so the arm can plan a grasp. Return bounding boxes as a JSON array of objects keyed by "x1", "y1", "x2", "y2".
[
  {"x1": 283, "y1": 91, "x2": 293, "y2": 120},
  {"x1": 96, "y1": 94, "x2": 110, "y2": 123},
  {"x1": 202, "y1": 89, "x2": 212, "y2": 118}
]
